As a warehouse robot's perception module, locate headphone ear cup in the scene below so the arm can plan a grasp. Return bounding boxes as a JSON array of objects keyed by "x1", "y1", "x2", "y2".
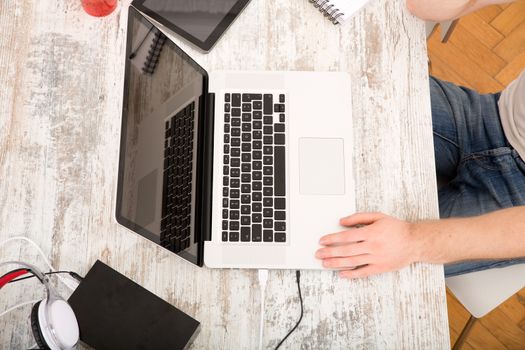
[{"x1": 31, "y1": 301, "x2": 49, "y2": 350}]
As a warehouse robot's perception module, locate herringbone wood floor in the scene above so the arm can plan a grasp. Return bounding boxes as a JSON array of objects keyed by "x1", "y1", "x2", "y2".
[{"x1": 427, "y1": 3, "x2": 525, "y2": 349}]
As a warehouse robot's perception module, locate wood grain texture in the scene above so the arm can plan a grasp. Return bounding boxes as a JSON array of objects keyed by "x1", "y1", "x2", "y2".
[
  {"x1": 494, "y1": 19, "x2": 525, "y2": 62},
  {"x1": 447, "y1": 23, "x2": 506, "y2": 77},
  {"x1": 0, "y1": 0, "x2": 448, "y2": 348},
  {"x1": 460, "y1": 13, "x2": 505, "y2": 49},
  {"x1": 446, "y1": 290, "x2": 471, "y2": 346},
  {"x1": 428, "y1": 33, "x2": 505, "y2": 93},
  {"x1": 465, "y1": 322, "x2": 507, "y2": 350},
  {"x1": 490, "y1": 1, "x2": 525, "y2": 36},
  {"x1": 496, "y1": 51, "x2": 525, "y2": 86},
  {"x1": 476, "y1": 5, "x2": 503, "y2": 23}
]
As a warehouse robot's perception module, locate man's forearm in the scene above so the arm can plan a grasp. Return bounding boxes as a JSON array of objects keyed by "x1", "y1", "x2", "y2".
[
  {"x1": 414, "y1": 206, "x2": 525, "y2": 264},
  {"x1": 406, "y1": 0, "x2": 515, "y2": 21}
]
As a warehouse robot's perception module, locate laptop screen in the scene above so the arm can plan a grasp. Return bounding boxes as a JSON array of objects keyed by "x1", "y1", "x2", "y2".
[{"x1": 116, "y1": 7, "x2": 209, "y2": 265}]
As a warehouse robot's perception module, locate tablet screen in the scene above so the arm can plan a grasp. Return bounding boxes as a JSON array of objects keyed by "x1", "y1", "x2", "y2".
[
  {"x1": 132, "y1": 0, "x2": 251, "y2": 51},
  {"x1": 142, "y1": 0, "x2": 238, "y2": 42}
]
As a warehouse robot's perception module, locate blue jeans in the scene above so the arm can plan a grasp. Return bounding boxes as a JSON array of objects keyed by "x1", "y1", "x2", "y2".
[{"x1": 430, "y1": 77, "x2": 525, "y2": 277}]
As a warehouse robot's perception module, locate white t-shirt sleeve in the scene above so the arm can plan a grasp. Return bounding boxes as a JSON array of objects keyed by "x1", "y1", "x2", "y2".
[{"x1": 499, "y1": 70, "x2": 525, "y2": 160}]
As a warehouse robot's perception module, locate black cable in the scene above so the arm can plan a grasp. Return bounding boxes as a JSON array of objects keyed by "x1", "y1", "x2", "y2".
[
  {"x1": 8, "y1": 271, "x2": 83, "y2": 284},
  {"x1": 68, "y1": 271, "x2": 84, "y2": 282},
  {"x1": 275, "y1": 270, "x2": 303, "y2": 350}
]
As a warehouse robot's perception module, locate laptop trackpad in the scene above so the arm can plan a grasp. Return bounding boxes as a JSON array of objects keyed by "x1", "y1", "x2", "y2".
[{"x1": 299, "y1": 138, "x2": 346, "y2": 195}]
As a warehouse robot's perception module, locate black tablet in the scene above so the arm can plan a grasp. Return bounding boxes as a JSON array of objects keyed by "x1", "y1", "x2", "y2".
[{"x1": 131, "y1": 0, "x2": 252, "y2": 52}]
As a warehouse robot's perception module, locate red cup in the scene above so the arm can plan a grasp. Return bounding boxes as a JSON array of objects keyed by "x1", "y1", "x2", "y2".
[{"x1": 81, "y1": 0, "x2": 117, "y2": 17}]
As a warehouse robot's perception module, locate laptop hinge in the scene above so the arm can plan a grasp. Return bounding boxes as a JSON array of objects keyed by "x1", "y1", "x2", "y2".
[{"x1": 201, "y1": 92, "x2": 215, "y2": 243}]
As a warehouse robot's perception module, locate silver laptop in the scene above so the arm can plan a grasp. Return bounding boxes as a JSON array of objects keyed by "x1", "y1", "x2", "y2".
[{"x1": 116, "y1": 6, "x2": 355, "y2": 269}]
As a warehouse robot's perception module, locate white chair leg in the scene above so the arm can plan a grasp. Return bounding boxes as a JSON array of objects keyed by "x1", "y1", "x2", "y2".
[{"x1": 452, "y1": 315, "x2": 476, "y2": 350}]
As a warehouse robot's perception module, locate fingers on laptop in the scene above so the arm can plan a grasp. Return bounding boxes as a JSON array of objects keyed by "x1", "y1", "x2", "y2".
[
  {"x1": 317, "y1": 212, "x2": 393, "y2": 278},
  {"x1": 320, "y1": 255, "x2": 371, "y2": 269},
  {"x1": 318, "y1": 228, "x2": 367, "y2": 246},
  {"x1": 339, "y1": 212, "x2": 386, "y2": 227},
  {"x1": 339, "y1": 265, "x2": 382, "y2": 279},
  {"x1": 315, "y1": 242, "x2": 368, "y2": 260}
]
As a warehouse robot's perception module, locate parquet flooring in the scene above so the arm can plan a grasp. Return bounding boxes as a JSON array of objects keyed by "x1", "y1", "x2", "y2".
[{"x1": 427, "y1": 2, "x2": 525, "y2": 349}]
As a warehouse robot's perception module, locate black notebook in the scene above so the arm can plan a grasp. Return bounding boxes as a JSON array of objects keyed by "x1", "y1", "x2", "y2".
[{"x1": 68, "y1": 260, "x2": 200, "y2": 350}]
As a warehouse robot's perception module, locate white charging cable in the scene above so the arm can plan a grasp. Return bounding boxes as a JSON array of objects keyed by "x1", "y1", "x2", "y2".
[
  {"x1": 0, "y1": 299, "x2": 40, "y2": 319},
  {"x1": 0, "y1": 236, "x2": 79, "y2": 291},
  {"x1": 257, "y1": 269, "x2": 269, "y2": 350}
]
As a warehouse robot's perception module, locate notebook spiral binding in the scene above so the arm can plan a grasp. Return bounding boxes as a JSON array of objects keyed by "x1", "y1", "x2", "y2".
[
  {"x1": 142, "y1": 30, "x2": 167, "y2": 75},
  {"x1": 308, "y1": 0, "x2": 345, "y2": 24}
]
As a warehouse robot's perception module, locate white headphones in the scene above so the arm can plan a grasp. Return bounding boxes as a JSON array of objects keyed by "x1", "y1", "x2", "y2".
[{"x1": 0, "y1": 261, "x2": 79, "y2": 350}]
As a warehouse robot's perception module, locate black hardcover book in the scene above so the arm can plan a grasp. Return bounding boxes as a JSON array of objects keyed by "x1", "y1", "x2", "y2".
[{"x1": 68, "y1": 260, "x2": 200, "y2": 350}]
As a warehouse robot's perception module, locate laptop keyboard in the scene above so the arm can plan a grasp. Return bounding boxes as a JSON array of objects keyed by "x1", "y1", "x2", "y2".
[
  {"x1": 160, "y1": 101, "x2": 195, "y2": 253},
  {"x1": 222, "y1": 93, "x2": 287, "y2": 243}
]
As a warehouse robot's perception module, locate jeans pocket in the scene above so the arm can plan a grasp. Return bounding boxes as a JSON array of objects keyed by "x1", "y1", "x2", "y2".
[{"x1": 465, "y1": 147, "x2": 514, "y2": 172}]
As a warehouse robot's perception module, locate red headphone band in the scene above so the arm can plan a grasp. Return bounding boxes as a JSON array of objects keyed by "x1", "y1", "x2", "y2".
[{"x1": 0, "y1": 269, "x2": 31, "y2": 289}]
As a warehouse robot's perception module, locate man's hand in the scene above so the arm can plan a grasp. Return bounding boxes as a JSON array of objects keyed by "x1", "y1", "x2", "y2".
[
  {"x1": 316, "y1": 212, "x2": 422, "y2": 278},
  {"x1": 316, "y1": 207, "x2": 525, "y2": 278}
]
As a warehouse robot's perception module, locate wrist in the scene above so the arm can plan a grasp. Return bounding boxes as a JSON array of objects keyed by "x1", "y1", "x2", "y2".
[
  {"x1": 408, "y1": 220, "x2": 442, "y2": 264},
  {"x1": 411, "y1": 218, "x2": 468, "y2": 264},
  {"x1": 408, "y1": 221, "x2": 425, "y2": 264}
]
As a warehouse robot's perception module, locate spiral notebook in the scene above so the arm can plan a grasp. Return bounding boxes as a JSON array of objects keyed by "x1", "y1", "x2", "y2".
[
  {"x1": 308, "y1": 0, "x2": 370, "y2": 25},
  {"x1": 129, "y1": 24, "x2": 167, "y2": 75}
]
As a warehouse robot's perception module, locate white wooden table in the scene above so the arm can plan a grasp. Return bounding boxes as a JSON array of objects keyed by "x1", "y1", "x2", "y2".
[{"x1": 0, "y1": 0, "x2": 449, "y2": 348}]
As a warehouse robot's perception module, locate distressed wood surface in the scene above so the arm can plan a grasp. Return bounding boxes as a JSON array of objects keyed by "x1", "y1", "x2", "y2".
[{"x1": 0, "y1": 0, "x2": 449, "y2": 348}]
